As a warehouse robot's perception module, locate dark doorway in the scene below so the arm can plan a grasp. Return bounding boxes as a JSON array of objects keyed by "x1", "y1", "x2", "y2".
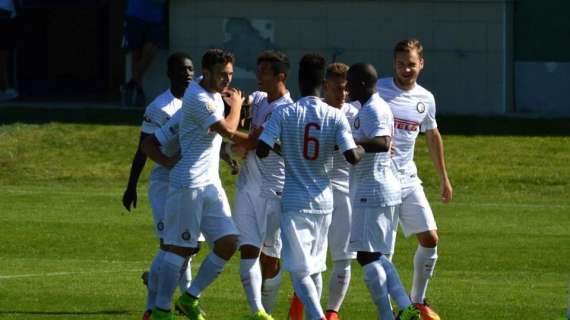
[{"x1": 16, "y1": 0, "x2": 125, "y2": 101}]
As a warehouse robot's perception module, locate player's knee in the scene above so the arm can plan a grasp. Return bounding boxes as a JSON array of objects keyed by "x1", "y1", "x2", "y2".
[
  {"x1": 213, "y1": 234, "x2": 238, "y2": 260},
  {"x1": 356, "y1": 251, "x2": 382, "y2": 267},
  {"x1": 260, "y1": 253, "x2": 280, "y2": 278},
  {"x1": 418, "y1": 230, "x2": 439, "y2": 248},
  {"x1": 240, "y1": 244, "x2": 261, "y2": 259}
]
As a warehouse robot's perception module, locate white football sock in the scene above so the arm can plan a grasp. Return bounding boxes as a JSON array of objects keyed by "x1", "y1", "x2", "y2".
[
  {"x1": 178, "y1": 256, "x2": 192, "y2": 292},
  {"x1": 291, "y1": 272, "x2": 325, "y2": 320},
  {"x1": 261, "y1": 269, "x2": 282, "y2": 313},
  {"x1": 156, "y1": 252, "x2": 185, "y2": 310},
  {"x1": 146, "y1": 249, "x2": 166, "y2": 311},
  {"x1": 240, "y1": 258, "x2": 264, "y2": 313},
  {"x1": 187, "y1": 252, "x2": 227, "y2": 298},
  {"x1": 363, "y1": 261, "x2": 394, "y2": 320},
  {"x1": 305, "y1": 273, "x2": 324, "y2": 320},
  {"x1": 411, "y1": 245, "x2": 438, "y2": 304},
  {"x1": 326, "y1": 259, "x2": 351, "y2": 312},
  {"x1": 379, "y1": 256, "x2": 412, "y2": 310}
]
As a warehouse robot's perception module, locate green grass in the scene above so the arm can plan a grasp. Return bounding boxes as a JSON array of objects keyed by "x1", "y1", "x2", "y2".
[{"x1": 0, "y1": 121, "x2": 569, "y2": 319}]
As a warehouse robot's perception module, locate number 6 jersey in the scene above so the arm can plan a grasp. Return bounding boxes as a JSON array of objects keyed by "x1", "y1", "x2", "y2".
[{"x1": 259, "y1": 96, "x2": 356, "y2": 215}]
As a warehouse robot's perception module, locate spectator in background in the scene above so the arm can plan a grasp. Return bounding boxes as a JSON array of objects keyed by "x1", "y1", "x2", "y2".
[
  {"x1": 0, "y1": 0, "x2": 17, "y2": 102},
  {"x1": 121, "y1": 0, "x2": 167, "y2": 108}
]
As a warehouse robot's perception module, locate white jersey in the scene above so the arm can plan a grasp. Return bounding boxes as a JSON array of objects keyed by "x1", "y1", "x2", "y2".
[
  {"x1": 350, "y1": 93, "x2": 401, "y2": 207},
  {"x1": 329, "y1": 102, "x2": 359, "y2": 194},
  {"x1": 377, "y1": 77, "x2": 437, "y2": 180},
  {"x1": 169, "y1": 81, "x2": 224, "y2": 189},
  {"x1": 141, "y1": 89, "x2": 182, "y2": 182},
  {"x1": 260, "y1": 96, "x2": 356, "y2": 215}
]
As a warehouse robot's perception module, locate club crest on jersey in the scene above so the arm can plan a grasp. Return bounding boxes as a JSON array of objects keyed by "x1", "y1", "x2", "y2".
[
  {"x1": 205, "y1": 102, "x2": 217, "y2": 114},
  {"x1": 416, "y1": 102, "x2": 426, "y2": 113},
  {"x1": 157, "y1": 221, "x2": 164, "y2": 231},
  {"x1": 181, "y1": 231, "x2": 191, "y2": 241},
  {"x1": 354, "y1": 117, "x2": 360, "y2": 129}
]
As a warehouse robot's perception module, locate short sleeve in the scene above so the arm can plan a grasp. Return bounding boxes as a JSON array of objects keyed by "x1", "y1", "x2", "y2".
[
  {"x1": 336, "y1": 113, "x2": 357, "y2": 152},
  {"x1": 361, "y1": 105, "x2": 392, "y2": 138},
  {"x1": 259, "y1": 106, "x2": 283, "y2": 148},
  {"x1": 420, "y1": 95, "x2": 437, "y2": 132},
  {"x1": 141, "y1": 104, "x2": 163, "y2": 134},
  {"x1": 154, "y1": 111, "x2": 180, "y2": 146}
]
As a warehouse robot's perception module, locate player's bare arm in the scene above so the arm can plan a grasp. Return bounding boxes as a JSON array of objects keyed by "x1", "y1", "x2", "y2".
[
  {"x1": 140, "y1": 134, "x2": 180, "y2": 169},
  {"x1": 122, "y1": 132, "x2": 149, "y2": 211},
  {"x1": 355, "y1": 135, "x2": 391, "y2": 153},
  {"x1": 425, "y1": 128, "x2": 453, "y2": 203},
  {"x1": 343, "y1": 145, "x2": 365, "y2": 165},
  {"x1": 211, "y1": 87, "x2": 249, "y2": 143}
]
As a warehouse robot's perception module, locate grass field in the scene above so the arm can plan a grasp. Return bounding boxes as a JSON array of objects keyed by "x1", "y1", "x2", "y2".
[{"x1": 0, "y1": 115, "x2": 569, "y2": 319}]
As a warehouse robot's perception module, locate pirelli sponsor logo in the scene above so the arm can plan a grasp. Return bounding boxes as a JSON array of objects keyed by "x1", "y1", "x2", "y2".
[{"x1": 394, "y1": 118, "x2": 420, "y2": 131}]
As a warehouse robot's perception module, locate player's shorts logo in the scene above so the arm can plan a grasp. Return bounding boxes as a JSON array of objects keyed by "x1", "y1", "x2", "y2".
[
  {"x1": 157, "y1": 221, "x2": 164, "y2": 231},
  {"x1": 416, "y1": 102, "x2": 426, "y2": 113},
  {"x1": 354, "y1": 117, "x2": 360, "y2": 129},
  {"x1": 181, "y1": 231, "x2": 191, "y2": 241}
]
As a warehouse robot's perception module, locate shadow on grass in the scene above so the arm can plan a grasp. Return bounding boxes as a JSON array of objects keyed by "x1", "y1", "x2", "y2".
[
  {"x1": 1, "y1": 106, "x2": 569, "y2": 136},
  {"x1": 0, "y1": 310, "x2": 133, "y2": 315}
]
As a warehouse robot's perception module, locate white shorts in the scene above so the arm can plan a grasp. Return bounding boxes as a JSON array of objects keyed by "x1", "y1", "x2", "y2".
[
  {"x1": 163, "y1": 184, "x2": 239, "y2": 248},
  {"x1": 328, "y1": 189, "x2": 356, "y2": 261},
  {"x1": 234, "y1": 189, "x2": 282, "y2": 258},
  {"x1": 281, "y1": 211, "x2": 331, "y2": 276},
  {"x1": 350, "y1": 205, "x2": 398, "y2": 255},
  {"x1": 148, "y1": 179, "x2": 168, "y2": 239},
  {"x1": 397, "y1": 184, "x2": 437, "y2": 237}
]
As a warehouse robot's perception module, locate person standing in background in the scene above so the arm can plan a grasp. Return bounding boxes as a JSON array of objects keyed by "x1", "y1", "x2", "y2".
[
  {"x1": 122, "y1": 0, "x2": 167, "y2": 108},
  {"x1": 0, "y1": 0, "x2": 17, "y2": 101}
]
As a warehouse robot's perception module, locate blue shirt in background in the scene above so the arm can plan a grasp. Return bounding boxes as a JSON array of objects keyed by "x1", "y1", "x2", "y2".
[{"x1": 126, "y1": 0, "x2": 165, "y2": 23}]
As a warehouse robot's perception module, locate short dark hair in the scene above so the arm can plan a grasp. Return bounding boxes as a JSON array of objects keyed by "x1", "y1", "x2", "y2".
[
  {"x1": 394, "y1": 39, "x2": 424, "y2": 58},
  {"x1": 325, "y1": 62, "x2": 349, "y2": 80},
  {"x1": 257, "y1": 51, "x2": 290, "y2": 76},
  {"x1": 299, "y1": 53, "x2": 326, "y2": 90},
  {"x1": 167, "y1": 52, "x2": 192, "y2": 71},
  {"x1": 201, "y1": 49, "x2": 235, "y2": 71}
]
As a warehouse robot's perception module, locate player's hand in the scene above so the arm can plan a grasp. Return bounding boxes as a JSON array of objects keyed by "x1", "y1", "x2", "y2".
[
  {"x1": 231, "y1": 143, "x2": 248, "y2": 159},
  {"x1": 122, "y1": 187, "x2": 137, "y2": 212},
  {"x1": 440, "y1": 178, "x2": 453, "y2": 203},
  {"x1": 222, "y1": 88, "x2": 244, "y2": 108}
]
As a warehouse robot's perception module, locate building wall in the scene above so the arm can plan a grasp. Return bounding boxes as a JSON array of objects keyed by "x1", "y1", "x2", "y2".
[{"x1": 142, "y1": 0, "x2": 513, "y2": 115}]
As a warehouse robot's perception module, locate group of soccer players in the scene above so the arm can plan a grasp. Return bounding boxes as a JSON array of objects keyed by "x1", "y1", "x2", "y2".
[{"x1": 122, "y1": 38, "x2": 453, "y2": 320}]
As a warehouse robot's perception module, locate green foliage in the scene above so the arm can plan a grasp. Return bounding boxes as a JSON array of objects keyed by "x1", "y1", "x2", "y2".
[{"x1": 0, "y1": 123, "x2": 569, "y2": 319}]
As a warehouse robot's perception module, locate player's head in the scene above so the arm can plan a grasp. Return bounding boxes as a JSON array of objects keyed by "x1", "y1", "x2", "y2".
[
  {"x1": 167, "y1": 52, "x2": 194, "y2": 88},
  {"x1": 346, "y1": 63, "x2": 378, "y2": 103},
  {"x1": 323, "y1": 62, "x2": 349, "y2": 108},
  {"x1": 256, "y1": 50, "x2": 289, "y2": 92},
  {"x1": 298, "y1": 53, "x2": 326, "y2": 96},
  {"x1": 201, "y1": 49, "x2": 235, "y2": 93},
  {"x1": 393, "y1": 39, "x2": 424, "y2": 89}
]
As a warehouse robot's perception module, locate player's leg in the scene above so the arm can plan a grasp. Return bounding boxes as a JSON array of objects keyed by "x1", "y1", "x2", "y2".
[
  {"x1": 399, "y1": 185, "x2": 439, "y2": 319},
  {"x1": 260, "y1": 198, "x2": 283, "y2": 314},
  {"x1": 233, "y1": 189, "x2": 268, "y2": 316},
  {"x1": 282, "y1": 211, "x2": 330, "y2": 320},
  {"x1": 153, "y1": 188, "x2": 201, "y2": 319},
  {"x1": 325, "y1": 190, "x2": 355, "y2": 319},
  {"x1": 178, "y1": 184, "x2": 239, "y2": 319}
]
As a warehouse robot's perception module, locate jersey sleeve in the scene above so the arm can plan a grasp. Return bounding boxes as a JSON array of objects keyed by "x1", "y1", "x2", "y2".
[
  {"x1": 361, "y1": 105, "x2": 392, "y2": 138},
  {"x1": 190, "y1": 94, "x2": 224, "y2": 130},
  {"x1": 259, "y1": 106, "x2": 283, "y2": 148},
  {"x1": 420, "y1": 94, "x2": 437, "y2": 132},
  {"x1": 140, "y1": 103, "x2": 163, "y2": 134},
  {"x1": 154, "y1": 111, "x2": 180, "y2": 146},
  {"x1": 336, "y1": 113, "x2": 357, "y2": 152}
]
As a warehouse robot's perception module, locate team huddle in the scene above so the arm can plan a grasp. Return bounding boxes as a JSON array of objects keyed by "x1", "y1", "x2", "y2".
[{"x1": 122, "y1": 38, "x2": 453, "y2": 320}]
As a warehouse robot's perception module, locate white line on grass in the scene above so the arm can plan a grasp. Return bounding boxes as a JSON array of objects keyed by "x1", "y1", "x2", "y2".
[{"x1": 0, "y1": 269, "x2": 141, "y2": 280}]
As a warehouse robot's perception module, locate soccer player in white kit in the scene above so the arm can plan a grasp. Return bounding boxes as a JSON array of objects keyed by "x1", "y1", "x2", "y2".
[
  {"x1": 121, "y1": 52, "x2": 194, "y2": 320},
  {"x1": 377, "y1": 39, "x2": 453, "y2": 320},
  {"x1": 151, "y1": 49, "x2": 249, "y2": 320},
  {"x1": 257, "y1": 54, "x2": 364, "y2": 320},
  {"x1": 322, "y1": 62, "x2": 359, "y2": 320},
  {"x1": 231, "y1": 51, "x2": 293, "y2": 320},
  {"x1": 346, "y1": 63, "x2": 420, "y2": 320}
]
